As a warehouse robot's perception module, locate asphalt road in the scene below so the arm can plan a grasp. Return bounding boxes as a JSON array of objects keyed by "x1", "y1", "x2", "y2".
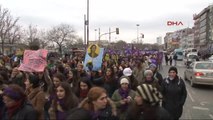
[{"x1": 159, "y1": 61, "x2": 213, "y2": 119}]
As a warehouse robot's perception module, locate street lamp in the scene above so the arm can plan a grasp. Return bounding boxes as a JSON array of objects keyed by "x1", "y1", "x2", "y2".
[
  {"x1": 94, "y1": 29, "x2": 97, "y2": 41},
  {"x1": 136, "y1": 24, "x2": 140, "y2": 43}
]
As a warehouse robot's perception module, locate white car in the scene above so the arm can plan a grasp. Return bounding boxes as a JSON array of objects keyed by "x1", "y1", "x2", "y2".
[{"x1": 208, "y1": 55, "x2": 213, "y2": 62}]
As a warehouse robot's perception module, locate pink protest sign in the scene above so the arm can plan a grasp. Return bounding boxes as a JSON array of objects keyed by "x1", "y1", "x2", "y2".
[{"x1": 18, "y1": 49, "x2": 48, "y2": 72}]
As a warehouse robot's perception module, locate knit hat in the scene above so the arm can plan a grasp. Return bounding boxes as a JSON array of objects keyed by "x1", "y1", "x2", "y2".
[
  {"x1": 136, "y1": 84, "x2": 162, "y2": 106},
  {"x1": 123, "y1": 68, "x2": 132, "y2": 76},
  {"x1": 120, "y1": 77, "x2": 129, "y2": 84},
  {"x1": 149, "y1": 63, "x2": 157, "y2": 69},
  {"x1": 3, "y1": 85, "x2": 25, "y2": 101},
  {"x1": 168, "y1": 66, "x2": 178, "y2": 74}
]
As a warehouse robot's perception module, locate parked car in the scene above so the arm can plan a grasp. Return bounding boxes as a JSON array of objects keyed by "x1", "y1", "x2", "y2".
[
  {"x1": 208, "y1": 55, "x2": 213, "y2": 62},
  {"x1": 184, "y1": 61, "x2": 213, "y2": 87}
]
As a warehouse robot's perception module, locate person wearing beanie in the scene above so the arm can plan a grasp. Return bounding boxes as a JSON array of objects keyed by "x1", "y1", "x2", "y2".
[
  {"x1": 126, "y1": 84, "x2": 172, "y2": 120},
  {"x1": 1, "y1": 84, "x2": 37, "y2": 120},
  {"x1": 25, "y1": 73, "x2": 46, "y2": 120},
  {"x1": 123, "y1": 68, "x2": 138, "y2": 91},
  {"x1": 149, "y1": 63, "x2": 163, "y2": 86},
  {"x1": 161, "y1": 66, "x2": 187, "y2": 120},
  {"x1": 143, "y1": 70, "x2": 161, "y2": 91},
  {"x1": 168, "y1": 66, "x2": 178, "y2": 74},
  {"x1": 111, "y1": 76, "x2": 136, "y2": 120}
]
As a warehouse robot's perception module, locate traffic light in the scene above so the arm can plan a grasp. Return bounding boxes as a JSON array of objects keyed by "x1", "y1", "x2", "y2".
[{"x1": 116, "y1": 28, "x2": 119, "y2": 34}]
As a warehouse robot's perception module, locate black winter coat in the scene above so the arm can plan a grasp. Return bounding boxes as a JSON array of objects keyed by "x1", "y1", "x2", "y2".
[
  {"x1": 161, "y1": 76, "x2": 187, "y2": 120},
  {"x1": 1, "y1": 101, "x2": 37, "y2": 120},
  {"x1": 126, "y1": 104, "x2": 173, "y2": 120},
  {"x1": 91, "y1": 105, "x2": 118, "y2": 120},
  {"x1": 153, "y1": 71, "x2": 163, "y2": 86}
]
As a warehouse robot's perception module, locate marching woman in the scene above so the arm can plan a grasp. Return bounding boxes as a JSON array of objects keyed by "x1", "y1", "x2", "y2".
[
  {"x1": 44, "y1": 72, "x2": 66, "y2": 119},
  {"x1": 103, "y1": 67, "x2": 118, "y2": 98},
  {"x1": 126, "y1": 84, "x2": 172, "y2": 120},
  {"x1": 161, "y1": 66, "x2": 187, "y2": 120},
  {"x1": 75, "y1": 77, "x2": 92, "y2": 102},
  {"x1": 111, "y1": 76, "x2": 136, "y2": 120},
  {"x1": 142, "y1": 70, "x2": 161, "y2": 91},
  {"x1": 25, "y1": 73, "x2": 46, "y2": 120},
  {"x1": 48, "y1": 82, "x2": 79, "y2": 120},
  {"x1": 1, "y1": 84, "x2": 37, "y2": 120},
  {"x1": 77, "y1": 87, "x2": 118, "y2": 120}
]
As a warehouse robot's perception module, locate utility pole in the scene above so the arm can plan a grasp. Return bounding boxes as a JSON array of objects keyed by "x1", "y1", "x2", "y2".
[
  {"x1": 109, "y1": 28, "x2": 111, "y2": 44},
  {"x1": 84, "y1": 14, "x2": 86, "y2": 45},
  {"x1": 136, "y1": 24, "x2": 140, "y2": 43},
  {"x1": 86, "y1": 0, "x2": 89, "y2": 46},
  {"x1": 98, "y1": 28, "x2": 101, "y2": 44}
]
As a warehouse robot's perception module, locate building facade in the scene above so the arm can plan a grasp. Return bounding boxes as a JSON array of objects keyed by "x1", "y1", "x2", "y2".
[
  {"x1": 156, "y1": 36, "x2": 162, "y2": 45},
  {"x1": 193, "y1": 5, "x2": 213, "y2": 55},
  {"x1": 164, "y1": 28, "x2": 193, "y2": 51}
]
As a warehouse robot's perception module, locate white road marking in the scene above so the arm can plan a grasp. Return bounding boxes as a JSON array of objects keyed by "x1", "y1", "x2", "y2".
[
  {"x1": 193, "y1": 106, "x2": 209, "y2": 111},
  {"x1": 209, "y1": 114, "x2": 213, "y2": 119},
  {"x1": 187, "y1": 88, "x2": 195, "y2": 102},
  {"x1": 200, "y1": 101, "x2": 208, "y2": 106}
]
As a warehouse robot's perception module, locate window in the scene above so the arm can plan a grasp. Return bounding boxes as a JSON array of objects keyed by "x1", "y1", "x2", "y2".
[{"x1": 195, "y1": 63, "x2": 213, "y2": 69}]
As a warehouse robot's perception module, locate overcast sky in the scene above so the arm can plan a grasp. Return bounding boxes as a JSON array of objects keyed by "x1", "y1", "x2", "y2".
[{"x1": 1, "y1": 0, "x2": 213, "y2": 43}]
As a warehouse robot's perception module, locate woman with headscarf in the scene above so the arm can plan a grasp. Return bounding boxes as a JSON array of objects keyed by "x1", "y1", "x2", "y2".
[{"x1": 126, "y1": 84, "x2": 172, "y2": 120}]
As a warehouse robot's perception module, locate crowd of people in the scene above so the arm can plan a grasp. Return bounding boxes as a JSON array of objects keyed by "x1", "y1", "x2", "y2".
[{"x1": 0, "y1": 51, "x2": 187, "y2": 120}]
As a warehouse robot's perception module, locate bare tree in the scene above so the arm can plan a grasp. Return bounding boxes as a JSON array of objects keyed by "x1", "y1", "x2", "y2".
[
  {"x1": 24, "y1": 24, "x2": 38, "y2": 45},
  {"x1": 6, "y1": 25, "x2": 22, "y2": 53},
  {"x1": 66, "y1": 36, "x2": 83, "y2": 49},
  {"x1": 0, "y1": 6, "x2": 19, "y2": 54},
  {"x1": 23, "y1": 25, "x2": 49, "y2": 49},
  {"x1": 38, "y1": 29, "x2": 49, "y2": 49},
  {"x1": 47, "y1": 24, "x2": 76, "y2": 54},
  {"x1": 114, "y1": 40, "x2": 127, "y2": 49}
]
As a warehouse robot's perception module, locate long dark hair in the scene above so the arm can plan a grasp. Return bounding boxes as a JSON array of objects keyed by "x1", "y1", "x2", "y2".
[
  {"x1": 56, "y1": 82, "x2": 79, "y2": 110},
  {"x1": 28, "y1": 73, "x2": 40, "y2": 88},
  {"x1": 104, "y1": 67, "x2": 116, "y2": 83},
  {"x1": 75, "y1": 77, "x2": 92, "y2": 97}
]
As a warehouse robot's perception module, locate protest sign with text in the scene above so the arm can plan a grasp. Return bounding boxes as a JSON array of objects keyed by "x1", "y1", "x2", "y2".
[{"x1": 18, "y1": 49, "x2": 48, "y2": 72}]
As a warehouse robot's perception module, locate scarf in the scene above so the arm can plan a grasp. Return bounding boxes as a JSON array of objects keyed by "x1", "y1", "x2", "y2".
[
  {"x1": 104, "y1": 76, "x2": 112, "y2": 83},
  {"x1": 7, "y1": 99, "x2": 23, "y2": 119},
  {"x1": 90, "y1": 110, "x2": 101, "y2": 120},
  {"x1": 80, "y1": 89, "x2": 89, "y2": 99},
  {"x1": 56, "y1": 99, "x2": 67, "y2": 120},
  {"x1": 118, "y1": 88, "x2": 129, "y2": 111},
  {"x1": 145, "y1": 78, "x2": 154, "y2": 84}
]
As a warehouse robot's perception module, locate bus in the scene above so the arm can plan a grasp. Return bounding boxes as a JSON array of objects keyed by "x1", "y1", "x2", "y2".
[{"x1": 174, "y1": 48, "x2": 184, "y2": 60}]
